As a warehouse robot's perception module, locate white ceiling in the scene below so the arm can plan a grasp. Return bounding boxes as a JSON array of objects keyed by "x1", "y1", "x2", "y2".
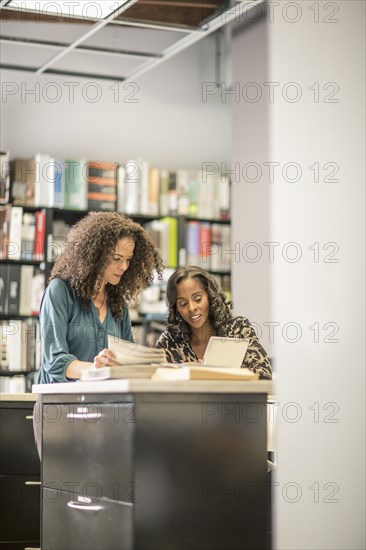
[{"x1": 0, "y1": 1, "x2": 264, "y2": 82}]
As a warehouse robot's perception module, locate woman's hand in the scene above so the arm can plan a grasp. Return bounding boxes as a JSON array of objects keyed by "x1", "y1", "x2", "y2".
[{"x1": 93, "y1": 348, "x2": 119, "y2": 368}]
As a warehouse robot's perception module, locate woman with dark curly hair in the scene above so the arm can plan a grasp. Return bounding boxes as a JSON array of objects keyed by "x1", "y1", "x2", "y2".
[
  {"x1": 38, "y1": 211, "x2": 164, "y2": 383},
  {"x1": 155, "y1": 266, "x2": 272, "y2": 379}
]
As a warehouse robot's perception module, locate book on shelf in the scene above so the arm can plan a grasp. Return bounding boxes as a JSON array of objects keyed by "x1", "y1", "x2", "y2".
[
  {"x1": 10, "y1": 157, "x2": 35, "y2": 206},
  {"x1": 176, "y1": 170, "x2": 189, "y2": 215},
  {"x1": 159, "y1": 169, "x2": 169, "y2": 216},
  {"x1": 144, "y1": 219, "x2": 169, "y2": 266},
  {"x1": 138, "y1": 159, "x2": 150, "y2": 215},
  {"x1": 0, "y1": 376, "x2": 27, "y2": 393},
  {"x1": 50, "y1": 219, "x2": 69, "y2": 261},
  {"x1": 186, "y1": 221, "x2": 200, "y2": 266},
  {"x1": 144, "y1": 167, "x2": 160, "y2": 216},
  {"x1": 34, "y1": 209, "x2": 46, "y2": 261},
  {"x1": 0, "y1": 264, "x2": 8, "y2": 314},
  {"x1": 210, "y1": 223, "x2": 231, "y2": 272},
  {"x1": 19, "y1": 265, "x2": 34, "y2": 316},
  {"x1": 35, "y1": 153, "x2": 52, "y2": 207},
  {"x1": 21, "y1": 211, "x2": 36, "y2": 261},
  {"x1": 219, "y1": 176, "x2": 230, "y2": 221},
  {"x1": 0, "y1": 150, "x2": 10, "y2": 205},
  {"x1": 8, "y1": 205, "x2": 22, "y2": 260},
  {"x1": 188, "y1": 171, "x2": 199, "y2": 217},
  {"x1": 161, "y1": 217, "x2": 178, "y2": 268},
  {"x1": 0, "y1": 325, "x2": 7, "y2": 369},
  {"x1": 198, "y1": 173, "x2": 220, "y2": 219},
  {"x1": 53, "y1": 158, "x2": 65, "y2": 208},
  {"x1": 6, "y1": 319, "x2": 22, "y2": 372},
  {"x1": 116, "y1": 164, "x2": 125, "y2": 213},
  {"x1": 144, "y1": 217, "x2": 178, "y2": 268},
  {"x1": 6, "y1": 264, "x2": 20, "y2": 316},
  {"x1": 0, "y1": 204, "x2": 11, "y2": 259},
  {"x1": 87, "y1": 160, "x2": 118, "y2": 211},
  {"x1": 199, "y1": 222, "x2": 211, "y2": 269},
  {"x1": 0, "y1": 205, "x2": 44, "y2": 262},
  {"x1": 64, "y1": 159, "x2": 87, "y2": 210},
  {"x1": 124, "y1": 159, "x2": 140, "y2": 214},
  {"x1": 31, "y1": 267, "x2": 45, "y2": 316},
  {"x1": 168, "y1": 170, "x2": 177, "y2": 215},
  {"x1": 0, "y1": 318, "x2": 39, "y2": 372},
  {"x1": 0, "y1": 263, "x2": 45, "y2": 316},
  {"x1": 88, "y1": 161, "x2": 118, "y2": 184}
]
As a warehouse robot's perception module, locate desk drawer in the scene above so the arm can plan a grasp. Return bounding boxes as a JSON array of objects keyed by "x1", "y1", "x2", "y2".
[
  {"x1": 0, "y1": 405, "x2": 40, "y2": 475},
  {"x1": 0, "y1": 475, "x2": 40, "y2": 541},
  {"x1": 42, "y1": 488, "x2": 133, "y2": 550},
  {"x1": 42, "y1": 403, "x2": 134, "y2": 501}
]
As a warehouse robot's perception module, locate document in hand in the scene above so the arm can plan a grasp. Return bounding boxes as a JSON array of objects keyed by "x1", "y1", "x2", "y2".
[
  {"x1": 107, "y1": 336, "x2": 166, "y2": 365},
  {"x1": 80, "y1": 336, "x2": 168, "y2": 381}
]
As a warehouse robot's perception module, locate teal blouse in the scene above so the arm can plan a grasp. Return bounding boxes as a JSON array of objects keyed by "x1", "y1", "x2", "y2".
[{"x1": 38, "y1": 278, "x2": 133, "y2": 383}]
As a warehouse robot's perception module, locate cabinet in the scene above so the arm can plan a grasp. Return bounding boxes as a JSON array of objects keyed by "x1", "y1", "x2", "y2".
[
  {"x1": 0, "y1": 397, "x2": 40, "y2": 549},
  {"x1": 39, "y1": 389, "x2": 269, "y2": 550}
]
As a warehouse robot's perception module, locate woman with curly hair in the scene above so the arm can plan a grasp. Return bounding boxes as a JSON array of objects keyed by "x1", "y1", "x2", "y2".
[
  {"x1": 38, "y1": 211, "x2": 163, "y2": 383},
  {"x1": 155, "y1": 266, "x2": 272, "y2": 379}
]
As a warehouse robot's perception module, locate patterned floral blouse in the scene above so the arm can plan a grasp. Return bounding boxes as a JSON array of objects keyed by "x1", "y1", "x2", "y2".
[{"x1": 155, "y1": 316, "x2": 272, "y2": 380}]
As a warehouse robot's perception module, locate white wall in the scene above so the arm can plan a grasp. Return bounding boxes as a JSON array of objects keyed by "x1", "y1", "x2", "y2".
[
  {"x1": 0, "y1": 24, "x2": 231, "y2": 169},
  {"x1": 270, "y1": 1, "x2": 365, "y2": 548},
  {"x1": 233, "y1": 2, "x2": 365, "y2": 549},
  {"x1": 231, "y1": 14, "x2": 272, "y2": 351}
]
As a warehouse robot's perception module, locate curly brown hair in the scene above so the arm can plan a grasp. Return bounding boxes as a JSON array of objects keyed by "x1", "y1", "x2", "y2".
[
  {"x1": 50, "y1": 211, "x2": 164, "y2": 317},
  {"x1": 165, "y1": 266, "x2": 233, "y2": 341}
]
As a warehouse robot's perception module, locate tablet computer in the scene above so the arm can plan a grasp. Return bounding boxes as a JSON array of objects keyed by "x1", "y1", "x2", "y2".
[{"x1": 191, "y1": 336, "x2": 249, "y2": 368}]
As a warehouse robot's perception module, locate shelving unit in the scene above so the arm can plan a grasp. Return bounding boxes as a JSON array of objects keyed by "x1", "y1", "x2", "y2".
[{"x1": 1, "y1": 157, "x2": 232, "y2": 391}]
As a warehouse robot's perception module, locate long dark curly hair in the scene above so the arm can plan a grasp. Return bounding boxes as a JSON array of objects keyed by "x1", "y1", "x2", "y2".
[
  {"x1": 166, "y1": 266, "x2": 233, "y2": 341},
  {"x1": 50, "y1": 211, "x2": 164, "y2": 318}
]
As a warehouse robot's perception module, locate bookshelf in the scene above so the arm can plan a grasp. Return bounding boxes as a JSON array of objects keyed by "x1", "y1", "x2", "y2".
[{"x1": 0, "y1": 155, "x2": 232, "y2": 391}]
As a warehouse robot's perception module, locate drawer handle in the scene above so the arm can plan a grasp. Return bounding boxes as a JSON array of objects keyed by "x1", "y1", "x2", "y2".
[
  {"x1": 66, "y1": 412, "x2": 102, "y2": 420},
  {"x1": 25, "y1": 481, "x2": 41, "y2": 486},
  {"x1": 25, "y1": 415, "x2": 34, "y2": 420},
  {"x1": 67, "y1": 501, "x2": 102, "y2": 512}
]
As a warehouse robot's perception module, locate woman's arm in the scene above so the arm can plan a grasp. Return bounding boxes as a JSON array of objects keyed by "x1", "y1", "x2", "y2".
[
  {"x1": 40, "y1": 280, "x2": 118, "y2": 382},
  {"x1": 155, "y1": 332, "x2": 175, "y2": 362},
  {"x1": 65, "y1": 348, "x2": 119, "y2": 379},
  {"x1": 40, "y1": 280, "x2": 79, "y2": 382},
  {"x1": 236, "y1": 317, "x2": 272, "y2": 379}
]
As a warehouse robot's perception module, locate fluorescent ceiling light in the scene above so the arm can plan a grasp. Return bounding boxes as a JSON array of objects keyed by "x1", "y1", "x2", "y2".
[{"x1": 6, "y1": 1, "x2": 128, "y2": 20}]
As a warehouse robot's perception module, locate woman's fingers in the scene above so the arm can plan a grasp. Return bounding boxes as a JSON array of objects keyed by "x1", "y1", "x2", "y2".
[{"x1": 94, "y1": 349, "x2": 118, "y2": 368}]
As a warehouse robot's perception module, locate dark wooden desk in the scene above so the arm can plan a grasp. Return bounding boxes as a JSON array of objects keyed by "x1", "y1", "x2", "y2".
[{"x1": 35, "y1": 380, "x2": 272, "y2": 550}]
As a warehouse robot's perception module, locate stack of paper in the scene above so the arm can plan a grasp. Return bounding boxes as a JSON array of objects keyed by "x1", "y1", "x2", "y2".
[{"x1": 108, "y1": 336, "x2": 166, "y2": 365}]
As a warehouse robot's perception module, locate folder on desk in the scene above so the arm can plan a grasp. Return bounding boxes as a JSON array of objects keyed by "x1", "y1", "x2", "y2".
[{"x1": 152, "y1": 366, "x2": 258, "y2": 381}]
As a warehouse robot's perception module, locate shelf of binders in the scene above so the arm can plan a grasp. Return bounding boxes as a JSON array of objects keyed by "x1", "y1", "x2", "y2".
[
  {"x1": 179, "y1": 217, "x2": 232, "y2": 274},
  {"x1": 0, "y1": 316, "x2": 40, "y2": 387},
  {"x1": 0, "y1": 200, "x2": 45, "y2": 380},
  {"x1": 6, "y1": 156, "x2": 232, "y2": 269},
  {"x1": 0, "y1": 204, "x2": 46, "y2": 319}
]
